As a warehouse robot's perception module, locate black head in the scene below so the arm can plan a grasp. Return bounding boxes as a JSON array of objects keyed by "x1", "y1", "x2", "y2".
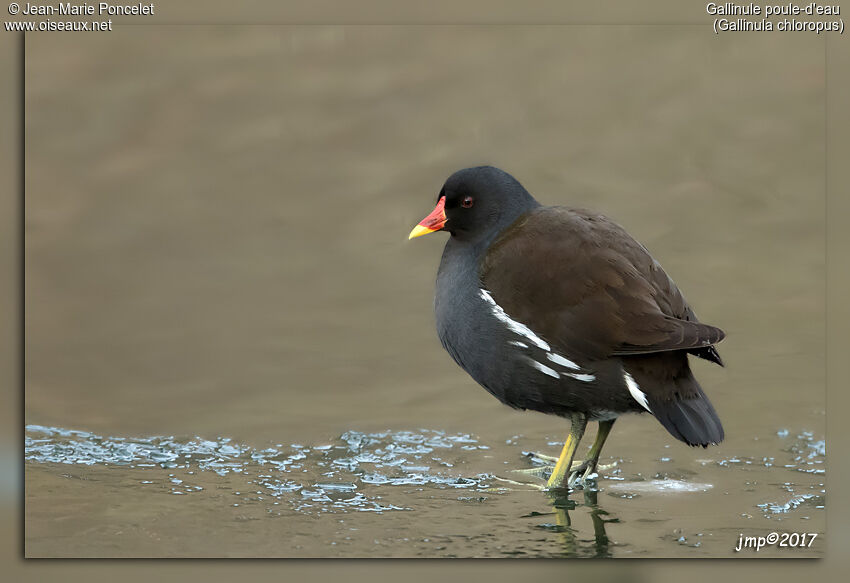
[{"x1": 410, "y1": 166, "x2": 540, "y2": 243}]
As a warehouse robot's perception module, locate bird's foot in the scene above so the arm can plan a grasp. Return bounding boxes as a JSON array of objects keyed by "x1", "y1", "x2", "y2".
[
  {"x1": 513, "y1": 458, "x2": 606, "y2": 485},
  {"x1": 511, "y1": 458, "x2": 589, "y2": 481},
  {"x1": 566, "y1": 468, "x2": 593, "y2": 490},
  {"x1": 515, "y1": 451, "x2": 618, "y2": 490},
  {"x1": 565, "y1": 460, "x2": 617, "y2": 489}
]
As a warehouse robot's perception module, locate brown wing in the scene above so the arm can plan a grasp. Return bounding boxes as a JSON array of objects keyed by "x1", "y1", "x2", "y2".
[{"x1": 480, "y1": 207, "x2": 724, "y2": 363}]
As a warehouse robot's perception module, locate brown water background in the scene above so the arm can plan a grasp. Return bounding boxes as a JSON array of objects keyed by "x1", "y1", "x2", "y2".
[{"x1": 24, "y1": 26, "x2": 825, "y2": 558}]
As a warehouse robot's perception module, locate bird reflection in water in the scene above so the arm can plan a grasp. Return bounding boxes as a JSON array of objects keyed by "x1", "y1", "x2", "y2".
[{"x1": 540, "y1": 487, "x2": 619, "y2": 558}]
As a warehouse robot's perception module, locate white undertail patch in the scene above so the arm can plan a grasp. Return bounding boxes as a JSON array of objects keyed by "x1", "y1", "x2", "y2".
[
  {"x1": 624, "y1": 371, "x2": 652, "y2": 412},
  {"x1": 479, "y1": 289, "x2": 551, "y2": 351}
]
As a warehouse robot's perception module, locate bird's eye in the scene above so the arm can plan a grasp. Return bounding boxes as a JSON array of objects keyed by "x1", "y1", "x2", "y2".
[{"x1": 461, "y1": 196, "x2": 474, "y2": 208}]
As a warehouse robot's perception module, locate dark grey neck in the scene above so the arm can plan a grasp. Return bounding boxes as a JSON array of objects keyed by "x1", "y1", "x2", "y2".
[
  {"x1": 433, "y1": 201, "x2": 539, "y2": 392},
  {"x1": 434, "y1": 196, "x2": 541, "y2": 372}
]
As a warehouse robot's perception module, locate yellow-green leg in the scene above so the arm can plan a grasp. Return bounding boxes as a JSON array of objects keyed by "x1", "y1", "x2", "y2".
[
  {"x1": 546, "y1": 412, "x2": 587, "y2": 490},
  {"x1": 573, "y1": 419, "x2": 616, "y2": 483}
]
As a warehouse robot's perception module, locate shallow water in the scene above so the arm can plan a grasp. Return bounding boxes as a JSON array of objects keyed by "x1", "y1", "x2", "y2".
[
  {"x1": 25, "y1": 423, "x2": 824, "y2": 557},
  {"x1": 24, "y1": 27, "x2": 825, "y2": 557}
]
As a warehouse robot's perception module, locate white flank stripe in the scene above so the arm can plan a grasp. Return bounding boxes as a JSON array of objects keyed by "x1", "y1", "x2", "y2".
[
  {"x1": 479, "y1": 289, "x2": 550, "y2": 351},
  {"x1": 526, "y1": 358, "x2": 560, "y2": 379},
  {"x1": 508, "y1": 340, "x2": 529, "y2": 348},
  {"x1": 624, "y1": 371, "x2": 652, "y2": 412},
  {"x1": 546, "y1": 352, "x2": 580, "y2": 370},
  {"x1": 565, "y1": 372, "x2": 596, "y2": 383}
]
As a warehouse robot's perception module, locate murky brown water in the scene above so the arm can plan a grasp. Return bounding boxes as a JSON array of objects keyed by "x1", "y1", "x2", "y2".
[{"x1": 25, "y1": 27, "x2": 825, "y2": 557}]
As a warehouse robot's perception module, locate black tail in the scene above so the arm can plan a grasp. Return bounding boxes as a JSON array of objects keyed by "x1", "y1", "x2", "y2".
[{"x1": 649, "y1": 387, "x2": 724, "y2": 447}]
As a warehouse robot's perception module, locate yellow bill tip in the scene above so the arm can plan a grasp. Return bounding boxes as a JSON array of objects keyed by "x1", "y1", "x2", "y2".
[{"x1": 408, "y1": 224, "x2": 436, "y2": 240}]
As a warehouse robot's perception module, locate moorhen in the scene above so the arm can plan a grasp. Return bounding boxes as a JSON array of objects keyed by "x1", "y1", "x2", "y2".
[{"x1": 409, "y1": 166, "x2": 725, "y2": 489}]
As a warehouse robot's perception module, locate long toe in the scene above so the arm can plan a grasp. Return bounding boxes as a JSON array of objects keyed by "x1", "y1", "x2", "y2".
[
  {"x1": 570, "y1": 461, "x2": 618, "y2": 488},
  {"x1": 578, "y1": 465, "x2": 598, "y2": 486},
  {"x1": 510, "y1": 466, "x2": 552, "y2": 480},
  {"x1": 514, "y1": 459, "x2": 590, "y2": 482},
  {"x1": 568, "y1": 470, "x2": 596, "y2": 490},
  {"x1": 523, "y1": 451, "x2": 561, "y2": 464},
  {"x1": 490, "y1": 475, "x2": 546, "y2": 491}
]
